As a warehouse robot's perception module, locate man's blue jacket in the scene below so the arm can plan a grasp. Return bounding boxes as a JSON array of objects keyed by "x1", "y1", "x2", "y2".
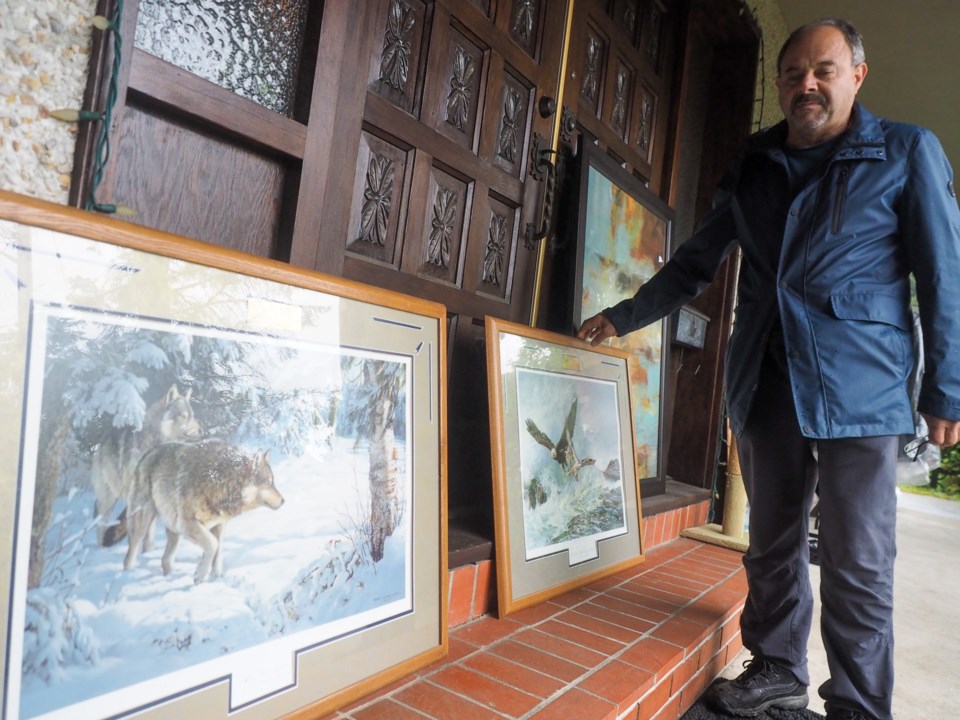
[{"x1": 604, "y1": 104, "x2": 960, "y2": 439}]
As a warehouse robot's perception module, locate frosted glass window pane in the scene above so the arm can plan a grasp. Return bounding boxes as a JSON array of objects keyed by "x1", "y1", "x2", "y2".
[{"x1": 135, "y1": 0, "x2": 309, "y2": 117}]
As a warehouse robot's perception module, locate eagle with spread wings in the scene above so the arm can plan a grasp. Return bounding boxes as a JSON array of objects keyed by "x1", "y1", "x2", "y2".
[{"x1": 525, "y1": 397, "x2": 596, "y2": 480}]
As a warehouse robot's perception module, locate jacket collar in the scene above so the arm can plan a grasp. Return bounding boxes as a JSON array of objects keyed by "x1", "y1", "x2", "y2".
[{"x1": 747, "y1": 104, "x2": 887, "y2": 161}]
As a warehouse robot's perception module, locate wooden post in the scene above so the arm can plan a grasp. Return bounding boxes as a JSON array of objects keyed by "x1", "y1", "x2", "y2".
[{"x1": 721, "y1": 431, "x2": 748, "y2": 539}]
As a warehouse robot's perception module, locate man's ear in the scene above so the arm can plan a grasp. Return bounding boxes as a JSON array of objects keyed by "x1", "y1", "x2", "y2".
[{"x1": 853, "y1": 62, "x2": 868, "y2": 91}]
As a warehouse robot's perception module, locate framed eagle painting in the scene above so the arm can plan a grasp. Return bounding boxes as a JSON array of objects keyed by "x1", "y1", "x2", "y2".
[{"x1": 485, "y1": 317, "x2": 644, "y2": 616}]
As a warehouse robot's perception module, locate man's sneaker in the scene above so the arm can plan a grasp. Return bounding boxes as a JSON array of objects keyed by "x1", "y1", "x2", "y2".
[{"x1": 705, "y1": 656, "x2": 808, "y2": 717}]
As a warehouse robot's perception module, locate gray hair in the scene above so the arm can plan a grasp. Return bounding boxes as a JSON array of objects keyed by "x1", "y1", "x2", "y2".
[{"x1": 777, "y1": 17, "x2": 866, "y2": 73}]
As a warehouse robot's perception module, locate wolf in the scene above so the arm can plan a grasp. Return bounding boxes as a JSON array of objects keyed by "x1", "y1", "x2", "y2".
[
  {"x1": 91, "y1": 384, "x2": 203, "y2": 546},
  {"x1": 123, "y1": 440, "x2": 285, "y2": 584}
]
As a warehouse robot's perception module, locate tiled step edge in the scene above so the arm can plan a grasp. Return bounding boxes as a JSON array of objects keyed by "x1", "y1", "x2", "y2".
[
  {"x1": 326, "y1": 539, "x2": 747, "y2": 720},
  {"x1": 449, "y1": 500, "x2": 711, "y2": 627}
]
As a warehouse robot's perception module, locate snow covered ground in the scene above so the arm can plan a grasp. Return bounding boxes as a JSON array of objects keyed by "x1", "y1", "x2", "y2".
[{"x1": 11, "y1": 438, "x2": 410, "y2": 720}]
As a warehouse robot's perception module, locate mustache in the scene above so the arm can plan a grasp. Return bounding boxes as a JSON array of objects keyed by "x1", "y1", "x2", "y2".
[{"x1": 793, "y1": 92, "x2": 827, "y2": 109}]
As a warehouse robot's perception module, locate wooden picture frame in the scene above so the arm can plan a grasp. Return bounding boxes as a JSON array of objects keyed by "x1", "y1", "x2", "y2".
[
  {"x1": 573, "y1": 141, "x2": 674, "y2": 485},
  {"x1": 0, "y1": 191, "x2": 447, "y2": 720},
  {"x1": 486, "y1": 317, "x2": 643, "y2": 617}
]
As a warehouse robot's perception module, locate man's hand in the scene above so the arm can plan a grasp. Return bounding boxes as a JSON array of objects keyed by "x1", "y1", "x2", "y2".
[
  {"x1": 921, "y1": 413, "x2": 960, "y2": 447},
  {"x1": 577, "y1": 313, "x2": 617, "y2": 346}
]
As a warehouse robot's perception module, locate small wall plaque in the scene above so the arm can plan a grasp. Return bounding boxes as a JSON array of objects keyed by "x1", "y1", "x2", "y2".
[{"x1": 673, "y1": 306, "x2": 710, "y2": 349}]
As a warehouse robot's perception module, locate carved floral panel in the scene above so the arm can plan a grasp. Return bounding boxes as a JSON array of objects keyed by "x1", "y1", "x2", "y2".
[
  {"x1": 478, "y1": 194, "x2": 519, "y2": 301},
  {"x1": 644, "y1": 1, "x2": 665, "y2": 71},
  {"x1": 509, "y1": 0, "x2": 541, "y2": 58},
  {"x1": 436, "y1": 28, "x2": 485, "y2": 152},
  {"x1": 580, "y1": 28, "x2": 606, "y2": 118},
  {"x1": 494, "y1": 69, "x2": 532, "y2": 177},
  {"x1": 609, "y1": 58, "x2": 633, "y2": 142},
  {"x1": 370, "y1": 0, "x2": 427, "y2": 115},
  {"x1": 636, "y1": 82, "x2": 658, "y2": 163},
  {"x1": 420, "y1": 166, "x2": 469, "y2": 285},
  {"x1": 346, "y1": 131, "x2": 409, "y2": 266},
  {"x1": 623, "y1": 0, "x2": 640, "y2": 44}
]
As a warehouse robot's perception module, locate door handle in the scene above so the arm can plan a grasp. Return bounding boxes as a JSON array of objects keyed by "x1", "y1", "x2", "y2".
[{"x1": 524, "y1": 132, "x2": 557, "y2": 251}]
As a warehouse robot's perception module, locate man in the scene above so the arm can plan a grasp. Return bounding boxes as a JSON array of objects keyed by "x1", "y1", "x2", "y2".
[{"x1": 577, "y1": 18, "x2": 960, "y2": 720}]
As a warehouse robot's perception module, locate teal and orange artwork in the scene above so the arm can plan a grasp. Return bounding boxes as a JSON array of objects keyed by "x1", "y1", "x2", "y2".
[{"x1": 580, "y1": 164, "x2": 668, "y2": 479}]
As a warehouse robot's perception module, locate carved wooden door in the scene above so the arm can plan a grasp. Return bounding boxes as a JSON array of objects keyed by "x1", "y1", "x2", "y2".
[
  {"x1": 298, "y1": 0, "x2": 570, "y2": 526},
  {"x1": 309, "y1": 0, "x2": 569, "y2": 326}
]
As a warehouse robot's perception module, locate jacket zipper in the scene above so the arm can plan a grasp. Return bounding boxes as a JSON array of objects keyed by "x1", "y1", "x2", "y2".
[{"x1": 831, "y1": 166, "x2": 850, "y2": 234}]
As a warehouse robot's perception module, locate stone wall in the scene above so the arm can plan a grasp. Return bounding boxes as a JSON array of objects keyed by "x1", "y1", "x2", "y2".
[
  {"x1": 750, "y1": 0, "x2": 790, "y2": 130},
  {"x1": 0, "y1": 0, "x2": 97, "y2": 204}
]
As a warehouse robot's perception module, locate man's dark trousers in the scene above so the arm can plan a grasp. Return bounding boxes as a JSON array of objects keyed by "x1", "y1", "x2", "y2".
[{"x1": 736, "y1": 348, "x2": 898, "y2": 720}]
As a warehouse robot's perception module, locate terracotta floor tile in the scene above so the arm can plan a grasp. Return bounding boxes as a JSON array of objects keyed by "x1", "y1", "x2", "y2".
[
  {"x1": 644, "y1": 570, "x2": 712, "y2": 593},
  {"x1": 393, "y1": 681, "x2": 503, "y2": 720},
  {"x1": 579, "y1": 659, "x2": 656, "y2": 711},
  {"x1": 669, "y1": 653, "x2": 699, "y2": 695},
  {"x1": 453, "y1": 616, "x2": 520, "y2": 648},
  {"x1": 348, "y1": 537, "x2": 743, "y2": 720},
  {"x1": 628, "y1": 573, "x2": 699, "y2": 605},
  {"x1": 723, "y1": 572, "x2": 749, "y2": 594},
  {"x1": 671, "y1": 554, "x2": 737, "y2": 574},
  {"x1": 534, "y1": 618, "x2": 624, "y2": 655},
  {"x1": 609, "y1": 585, "x2": 684, "y2": 615},
  {"x1": 721, "y1": 615, "x2": 744, "y2": 647},
  {"x1": 580, "y1": 602, "x2": 658, "y2": 635},
  {"x1": 430, "y1": 665, "x2": 541, "y2": 717},
  {"x1": 526, "y1": 688, "x2": 617, "y2": 720},
  {"x1": 650, "y1": 616, "x2": 709, "y2": 648},
  {"x1": 687, "y1": 554, "x2": 743, "y2": 575},
  {"x1": 651, "y1": 513, "x2": 666, "y2": 547},
  {"x1": 472, "y1": 561, "x2": 495, "y2": 619},
  {"x1": 682, "y1": 592, "x2": 741, "y2": 627},
  {"x1": 636, "y1": 578, "x2": 702, "y2": 603},
  {"x1": 512, "y1": 628, "x2": 608, "y2": 668},
  {"x1": 416, "y1": 638, "x2": 475, "y2": 676},
  {"x1": 556, "y1": 608, "x2": 645, "y2": 644},
  {"x1": 505, "y1": 600, "x2": 565, "y2": 626},
  {"x1": 635, "y1": 545, "x2": 664, "y2": 570},
  {"x1": 338, "y1": 675, "x2": 419, "y2": 714},
  {"x1": 586, "y1": 574, "x2": 625, "y2": 593},
  {"x1": 351, "y1": 698, "x2": 433, "y2": 719},
  {"x1": 590, "y1": 593, "x2": 672, "y2": 624},
  {"x1": 619, "y1": 636, "x2": 684, "y2": 675},
  {"x1": 623, "y1": 575, "x2": 691, "y2": 598},
  {"x1": 660, "y1": 563, "x2": 731, "y2": 585},
  {"x1": 637, "y1": 677, "x2": 672, "y2": 719},
  {"x1": 491, "y1": 640, "x2": 589, "y2": 683},
  {"x1": 448, "y1": 565, "x2": 477, "y2": 627},
  {"x1": 549, "y1": 586, "x2": 599, "y2": 608},
  {"x1": 651, "y1": 692, "x2": 681, "y2": 720},
  {"x1": 462, "y1": 651, "x2": 566, "y2": 698}
]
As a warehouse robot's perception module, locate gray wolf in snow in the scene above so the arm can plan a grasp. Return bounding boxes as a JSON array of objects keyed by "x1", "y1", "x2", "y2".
[
  {"x1": 92, "y1": 384, "x2": 203, "y2": 546},
  {"x1": 123, "y1": 440, "x2": 285, "y2": 583}
]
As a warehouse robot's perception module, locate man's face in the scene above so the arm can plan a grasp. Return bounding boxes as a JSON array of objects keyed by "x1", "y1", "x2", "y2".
[{"x1": 776, "y1": 26, "x2": 867, "y2": 147}]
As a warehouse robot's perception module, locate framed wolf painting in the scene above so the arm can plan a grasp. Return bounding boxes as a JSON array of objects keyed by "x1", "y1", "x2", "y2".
[
  {"x1": 573, "y1": 142, "x2": 674, "y2": 489},
  {"x1": 0, "y1": 191, "x2": 447, "y2": 720},
  {"x1": 485, "y1": 317, "x2": 644, "y2": 617}
]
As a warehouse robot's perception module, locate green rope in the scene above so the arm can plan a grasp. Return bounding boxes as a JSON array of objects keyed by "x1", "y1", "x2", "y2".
[{"x1": 87, "y1": 0, "x2": 124, "y2": 213}]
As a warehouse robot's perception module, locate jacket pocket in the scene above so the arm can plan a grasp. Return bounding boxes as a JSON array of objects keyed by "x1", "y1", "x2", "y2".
[{"x1": 829, "y1": 290, "x2": 912, "y2": 331}]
